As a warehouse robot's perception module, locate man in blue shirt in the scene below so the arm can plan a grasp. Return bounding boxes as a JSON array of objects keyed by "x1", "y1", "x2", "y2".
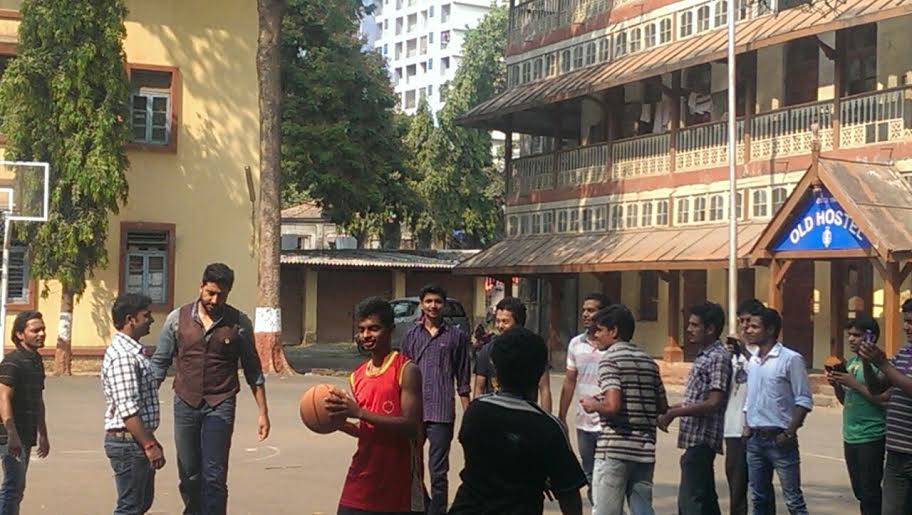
[{"x1": 742, "y1": 307, "x2": 812, "y2": 515}]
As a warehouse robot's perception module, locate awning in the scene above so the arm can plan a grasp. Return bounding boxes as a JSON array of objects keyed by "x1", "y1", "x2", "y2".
[
  {"x1": 455, "y1": 223, "x2": 768, "y2": 275},
  {"x1": 751, "y1": 157, "x2": 912, "y2": 262},
  {"x1": 459, "y1": 0, "x2": 912, "y2": 132},
  {"x1": 281, "y1": 249, "x2": 478, "y2": 271}
]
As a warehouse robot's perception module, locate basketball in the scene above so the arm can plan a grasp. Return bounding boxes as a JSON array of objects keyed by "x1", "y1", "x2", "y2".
[{"x1": 299, "y1": 384, "x2": 345, "y2": 434}]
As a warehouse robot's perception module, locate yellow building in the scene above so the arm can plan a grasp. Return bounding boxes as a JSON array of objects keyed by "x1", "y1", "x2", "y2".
[{"x1": 0, "y1": 1, "x2": 260, "y2": 362}]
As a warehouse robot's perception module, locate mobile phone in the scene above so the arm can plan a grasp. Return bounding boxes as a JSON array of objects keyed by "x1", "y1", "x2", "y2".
[{"x1": 726, "y1": 336, "x2": 741, "y2": 357}]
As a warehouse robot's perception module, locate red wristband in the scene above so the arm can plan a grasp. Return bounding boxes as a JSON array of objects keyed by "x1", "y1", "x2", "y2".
[{"x1": 143, "y1": 439, "x2": 157, "y2": 451}]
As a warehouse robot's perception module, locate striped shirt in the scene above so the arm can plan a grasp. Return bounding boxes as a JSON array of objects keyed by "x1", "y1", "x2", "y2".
[
  {"x1": 595, "y1": 342, "x2": 666, "y2": 463},
  {"x1": 400, "y1": 321, "x2": 471, "y2": 424},
  {"x1": 102, "y1": 332, "x2": 160, "y2": 432},
  {"x1": 886, "y1": 344, "x2": 912, "y2": 454},
  {"x1": 678, "y1": 341, "x2": 731, "y2": 453}
]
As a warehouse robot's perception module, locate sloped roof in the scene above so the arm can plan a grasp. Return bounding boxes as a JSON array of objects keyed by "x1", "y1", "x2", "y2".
[
  {"x1": 459, "y1": 0, "x2": 912, "y2": 131},
  {"x1": 281, "y1": 203, "x2": 325, "y2": 220},
  {"x1": 281, "y1": 249, "x2": 478, "y2": 270},
  {"x1": 455, "y1": 223, "x2": 767, "y2": 275}
]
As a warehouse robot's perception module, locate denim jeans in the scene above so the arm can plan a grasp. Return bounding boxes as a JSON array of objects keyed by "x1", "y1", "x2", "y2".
[
  {"x1": 174, "y1": 396, "x2": 236, "y2": 515},
  {"x1": 105, "y1": 435, "x2": 155, "y2": 515},
  {"x1": 0, "y1": 447, "x2": 30, "y2": 515},
  {"x1": 746, "y1": 433, "x2": 808, "y2": 515},
  {"x1": 883, "y1": 450, "x2": 912, "y2": 515},
  {"x1": 577, "y1": 429, "x2": 599, "y2": 504},
  {"x1": 425, "y1": 422, "x2": 453, "y2": 515},
  {"x1": 592, "y1": 457, "x2": 655, "y2": 515}
]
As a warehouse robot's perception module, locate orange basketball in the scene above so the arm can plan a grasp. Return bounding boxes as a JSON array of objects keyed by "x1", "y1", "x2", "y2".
[{"x1": 299, "y1": 384, "x2": 344, "y2": 434}]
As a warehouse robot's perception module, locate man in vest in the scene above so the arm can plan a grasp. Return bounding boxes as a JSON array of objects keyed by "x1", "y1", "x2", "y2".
[{"x1": 152, "y1": 263, "x2": 270, "y2": 515}]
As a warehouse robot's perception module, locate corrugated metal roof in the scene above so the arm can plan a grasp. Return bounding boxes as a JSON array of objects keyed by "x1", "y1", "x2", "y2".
[
  {"x1": 281, "y1": 203, "x2": 325, "y2": 220},
  {"x1": 460, "y1": 0, "x2": 912, "y2": 131},
  {"x1": 281, "y1": 250, "x2": 478, "y2": 270},
  {"x1": 454, "y1": 223, "x2": 767, "y2": 275}
]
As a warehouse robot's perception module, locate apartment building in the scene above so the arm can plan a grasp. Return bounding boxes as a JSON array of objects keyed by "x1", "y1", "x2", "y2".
[
  {"x1": 374, "y1": 0, "x2": 494, "y2": 113},
  {"x1": 455, "y1": 0, "x2": 912, "y2": 367}
]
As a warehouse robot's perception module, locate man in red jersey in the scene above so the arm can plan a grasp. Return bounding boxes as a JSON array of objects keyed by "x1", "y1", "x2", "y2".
[{"x1": 326, "y1": 296, "x2": 426, "y2": 515}]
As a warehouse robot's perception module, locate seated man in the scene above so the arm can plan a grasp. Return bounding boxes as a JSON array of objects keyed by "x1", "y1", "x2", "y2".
[{"x1": 451, "y1": 327, "x2": 586, "y2": 515}]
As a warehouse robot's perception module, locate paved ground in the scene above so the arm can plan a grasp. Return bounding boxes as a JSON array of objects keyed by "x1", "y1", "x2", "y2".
[{"x1": 25, "y1": 370, "x2": 856, "y2": 514}]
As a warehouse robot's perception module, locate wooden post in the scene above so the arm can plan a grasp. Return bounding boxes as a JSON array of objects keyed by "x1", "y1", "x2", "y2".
[
  {"x1": 496, "y1": 275, "x2": 514, "y2": 298},
  {"x1": 663, "y1": 271, "x2": 683, "y2": 363},
  {"x1": 830, "y1": 261, "x2": 846, "y2": 358},
  {"x1": 879, "y1": 262, "x2": 902, "y2": 356},
  {"x1": 552, "y1": 108, "x2": 563, "y2": 188},
  {"x1": 744, "y1": 52, "x2": 757, "y2": 164},
  {"x1": 768, "y1": 259, "x2": 789, "y2": 312},
  {"x1": 670, "y1": 71, "x2": 682, "y2": 173},
  {"x1": 547, "y1": 276, "x2": 563, "y2": 352},
  {"x1": 833, "y1": 30, "x2": 844, "y2": 149},
  {"x1": 504, "y1": 123, "x2": 514, "y2": 197}
]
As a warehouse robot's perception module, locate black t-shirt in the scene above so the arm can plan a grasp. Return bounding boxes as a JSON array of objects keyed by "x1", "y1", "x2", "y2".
[
  {"x1": 0, "y1": 349, "x2": 45, "y2": 448},
  {"x1": 450, "y1": 393, "x2": 586, "y2": 515},
  {"x1": 474, "y1": 343, "x2": 495, "y2": 394}
]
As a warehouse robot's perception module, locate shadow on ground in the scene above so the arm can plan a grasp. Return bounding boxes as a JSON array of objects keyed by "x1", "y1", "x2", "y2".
[{"x1": 285, "y1": 342, "x2": 364, "y2": 376}]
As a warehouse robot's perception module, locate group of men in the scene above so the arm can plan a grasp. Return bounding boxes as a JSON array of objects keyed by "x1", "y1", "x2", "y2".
[{"x1": 0, "y1": 262, "x2": 270, "y2": 515}]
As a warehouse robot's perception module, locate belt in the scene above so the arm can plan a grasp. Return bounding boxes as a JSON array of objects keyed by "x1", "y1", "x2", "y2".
[
  {"x1": 105, "y1": 430, "x2": 134, "y2": 439},
  {"x1": 750, "y1": 426, "x2": 785, "y2": 438}
]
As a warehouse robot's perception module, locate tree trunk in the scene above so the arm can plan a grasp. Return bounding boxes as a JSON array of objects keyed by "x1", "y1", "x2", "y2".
[
  {"x1": 255, "y1": 0, "x2": 292, "y2": 375},
  {"x1": 381, "y1": 221, "x2": 401, "y2": 249},
  {"x1": 54, "y1": 288, "x2": 73, "y2": 376}
]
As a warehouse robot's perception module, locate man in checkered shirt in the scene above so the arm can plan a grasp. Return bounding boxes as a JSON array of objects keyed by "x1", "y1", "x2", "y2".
[
  {"x1": 657, "y1": 301, "x2": 732, "y2": 515},
  {"x1": 101, "y1": 293, "x2": 166, "y2": 515}
]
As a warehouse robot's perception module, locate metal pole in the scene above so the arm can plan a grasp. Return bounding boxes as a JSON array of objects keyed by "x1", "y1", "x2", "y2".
[
  {"x1": 0, "y1": 215, "x2": 10, "y2": 362},
  {"x1": 726, "y1": 0, "x2": 739, "y2": 332}
]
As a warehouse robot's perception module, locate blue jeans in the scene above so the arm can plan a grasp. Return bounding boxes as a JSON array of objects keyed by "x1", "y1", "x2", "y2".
[
  {"x1": 577, "y1": 429, "x2": 599, "y2": 504},
  {"x1": 174, "y1": 396, "x2": 236, "y2": 515},
  {"x1": 105, "y1": 435, "x2": 155, "y2": 515},
  {"x1": 0, "y1": 447, "x2": 30, "y2": 515},
  {"x1": 592, "y1": 457, "x2": 655, "y2": 515},
  {"x1": 425, "y1": 422, "x2": 453, "y2": 515},
  {"x1": 746, "y1": 433, "x2": 808, "y2": 515}
]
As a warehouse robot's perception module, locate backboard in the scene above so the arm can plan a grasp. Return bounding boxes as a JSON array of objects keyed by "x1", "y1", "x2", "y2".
[{"x1": 0, "y1": 161, "x2": 49, "y2": 222}]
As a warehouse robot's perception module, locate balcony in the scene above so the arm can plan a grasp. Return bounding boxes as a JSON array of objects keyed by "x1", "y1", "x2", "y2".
[
  {"x1": 508, "y1": 0, "x2": 626, "y2": 47},
  {"x1": 511, "y1": 87, "x2": 912, "y2": 194}
]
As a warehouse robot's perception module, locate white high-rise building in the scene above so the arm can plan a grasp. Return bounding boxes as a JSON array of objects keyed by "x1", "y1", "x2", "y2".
[{"x1": 372, "y1": 0, "x2": 494, "y2": 114}]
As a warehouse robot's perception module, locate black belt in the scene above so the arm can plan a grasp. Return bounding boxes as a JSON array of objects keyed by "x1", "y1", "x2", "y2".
[{"x1": 750, "y1": 427, "x2": 785, "y2": 438}]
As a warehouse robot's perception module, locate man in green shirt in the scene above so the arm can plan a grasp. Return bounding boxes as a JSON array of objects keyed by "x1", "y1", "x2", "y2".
[{"x1": 827, "y1": 313, "x2": 888, "y2": 515}]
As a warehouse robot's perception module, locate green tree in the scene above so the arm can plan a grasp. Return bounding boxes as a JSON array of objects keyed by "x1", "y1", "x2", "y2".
[
  {"x1": 281, "y1": 0, "x2": 411, "y2": 247},
  {"x1": 416, "y1": 6, "x2": 507, "y2": 247},
  {"x1": 404, "y1": 97, "x2": 438, "y2": 248},
  {"x1": 0, "y1": 0, "x2": 131, "y2": 374}
]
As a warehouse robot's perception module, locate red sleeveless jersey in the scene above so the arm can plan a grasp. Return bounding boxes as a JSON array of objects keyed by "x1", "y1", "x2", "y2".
[{"x1": 339, "y1": 351, "x2": 425, "y2": 512}]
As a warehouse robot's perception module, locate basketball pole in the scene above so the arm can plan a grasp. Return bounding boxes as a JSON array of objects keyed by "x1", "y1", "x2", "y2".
[
  {"x1": 726, "y1": 0, "x2": 739, "y2": 333},
  {"x1": 0, "y1": 213, "x2": 10, "y2": 362}
]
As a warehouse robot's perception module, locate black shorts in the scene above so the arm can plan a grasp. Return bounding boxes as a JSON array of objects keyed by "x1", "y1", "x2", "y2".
[{"x1": 338, "y1": 506, "x2": 424, "y2": 515}]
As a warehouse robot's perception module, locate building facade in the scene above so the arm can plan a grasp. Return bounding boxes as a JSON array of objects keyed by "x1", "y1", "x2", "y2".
[
  {"x1": 0, "y1": 0, "x2": 260, "y2": 359},
  {"x1": 457, "y1": 0, "x2": 912, "y2": 368},
  {"x1": 374, "y1": 0, "x2": 494, "y2": 113}
]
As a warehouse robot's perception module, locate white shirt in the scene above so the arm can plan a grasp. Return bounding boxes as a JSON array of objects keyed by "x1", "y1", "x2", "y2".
[
  {"x1": 744, "y1": 342, "x2": 814, "y2": 430},
  {"x1": 566, "y1": 333, "x2": 605, "y2": 433},
  {"x1": 724, "y1": 351, "x2": 750, "y2": 437}
]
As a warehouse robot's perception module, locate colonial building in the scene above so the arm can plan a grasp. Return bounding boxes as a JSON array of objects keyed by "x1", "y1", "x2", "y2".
[
  {"x1": 0, "y1": 1, "x2": 260, "y2": 360},
  {"x1": 456, "y1": 0, "x2": 912, "y2": 367}
]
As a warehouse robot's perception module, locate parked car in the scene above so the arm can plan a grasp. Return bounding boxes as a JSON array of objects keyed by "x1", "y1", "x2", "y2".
[{"x1": 354, "y1": 297, "x2": 469, "y2": 353}]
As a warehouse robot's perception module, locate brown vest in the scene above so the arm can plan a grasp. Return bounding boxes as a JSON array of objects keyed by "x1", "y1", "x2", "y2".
[{"x1": 173, "y1": 303, "x2": 243, "y2": 408}]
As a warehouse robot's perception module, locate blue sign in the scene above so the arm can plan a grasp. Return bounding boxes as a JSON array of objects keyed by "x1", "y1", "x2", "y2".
[{"x1": 772, "y1": 187, "x2": 871, "y2": 252}]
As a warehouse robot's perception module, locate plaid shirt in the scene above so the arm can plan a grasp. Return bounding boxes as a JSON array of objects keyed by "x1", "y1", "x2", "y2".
[
  {"x1": 678, "y1": 341, "x2": 732, "y2": 453},
  {"x1": 102, "y1": 332, "x2": 160, "y2": 432}
]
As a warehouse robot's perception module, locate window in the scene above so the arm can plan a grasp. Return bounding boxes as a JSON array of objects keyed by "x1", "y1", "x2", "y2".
[
  {"x1": 508, "y1": 216, "x2": 519, "y2": 236},
  {"x1": 614, "y1": 32, "x2": 627, "y2": 58},
  {"x1": 676, "y1": 197, "x2": 690, "y2": 224},
  {"x1": 641, "y1": 202, "x2": 653, "y2": 226},
  {"x1": 441, "y1": 30, "x2": 451, "y2": 48},
  {"x1": 520, "y1": 214, "x2": 531, "y2": 234},
  {"x1": 585, "y1": 42, "x2": 597, "y2": 66},
  {"x1": 508, "y1": 65, "x2": 518, "y2": 87},
  {"x1": 582, "y1": 209, "x2": 593, "y2": 232},
  {"x1": 772, "y1": 187, "x2": 788, "y2": 214},
  {"x1": 629, "y1": 28, "x2": 642, "y2": 53},
  {"x1": 429, "y1": 5, "x2": 434, "y2": 16},
  {"x1": 558, "y1": 211, "x2": 569, "y2": 232},
  {"x1": 428, "y1": 58, "x2": 433, "y2": 70},
  {"x1": 660, "y1": 18, "x2": 672, "y2": 43},
  {"x1": 594, "y1": 206, "x2": 607, "y2": 230},
  {"x1": 638, "y1": 271, "x2": 659, "y2": 321},
  {"x1": 405, "y1": 89, "x2": 417, "y2": 109},
  {"x1": 442, "y1": 56, "x2": 451, "y2": 71},
  {"x1": 752, "y1": 189, "x2": 769, "y2": 217},
  {"x1": 543, "y1": 211, "x2": 555, "y2": 233},
  {"x1": 546, "y1": 53, "x2": 557, "y2": 76},
  {"x1": 6, "y1": 246, "x2": 30, "y2": 306},
  {"x1": 644, "y1": 24, "x2": 657, "y2": 48},
  {"x1": 626, "y1": 203, "x2": 639, "y2": 228},
  {"x1": 129, "y1": 67, "x2": 176, "y2": 148},
  {"x1": 569, "y1": 210, "x2": 580, "y2": 232},
  {"x1": 561, "y1": 49, "x2": 572, "y2": 73},
  {"x1": 656, "y1": 200, "x2": 669, "y2": 225},
  {"x1": 427, "y1": 85, "x2": 433, "y2": 97},
  {"x1": 737, "y1": 0, "x2": 749, "y2": 20},
  {"x1": 680, "y1": 11, "x2": 694, "y2": 37},
  {"x1": 532, "y1": 58, "x2": 543, "y2": 80},
  {"x1": 573, "y1": 46, "x2": 584, "y2": 69},
  {"x1": 121, "y1": 224, "x2": 174, "y2": 308},
  {"x1": 734, "y1": 190, "x2": 745, "y2": 219},
  {"x1": 697, "y1": 5, "x2": 711, "y2": 32},
  {"x1": 715, "y1": 1, "x2": 727, "y2": 27},
  {"x1": 522, "y1": 62, "x2": 531, "y2": 83},
  {"x1": 599, "y1": 38, "x2": 611, "y2": 62},
  {"x1": 693, "y1": 196, "x2": 707, "y2": 222},
  {"x1": 843, "y1": 24, "x2": 877, "y2": 95},
  {"x1": 429, "y1": 32, "x2": 434, "y2": 44},
  {"x1": 709, "y1": 194, "x2": 724, "y2": 221},
  {"x1": 610, "y1": 204, "x2": 624, "y2": 229}
]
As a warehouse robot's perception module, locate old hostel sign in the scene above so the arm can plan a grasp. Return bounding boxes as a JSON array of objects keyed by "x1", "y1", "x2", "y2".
[{"x1": 772, "y1": 186, "x2": 871, "y2": 252}]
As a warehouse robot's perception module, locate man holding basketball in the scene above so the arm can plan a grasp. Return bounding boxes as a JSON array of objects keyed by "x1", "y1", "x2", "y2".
[
  {"x1": 326, "y1": 297, "x2": 425, "y2": 515},
  {"x1": 151, "y1": 263, "x2": 270, "y2": 515}
]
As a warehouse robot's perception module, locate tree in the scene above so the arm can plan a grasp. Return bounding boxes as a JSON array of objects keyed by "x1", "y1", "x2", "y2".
[
  {"x1": 281, "y1": 0, "x2": 410, "y2": 244},
  {"x1": 256, "y1": 0, "x2": 293, "y2": 374},
  {"x1": 411, "y1": 6, "x2": 508, "y2": 247},
  {"x1": 0, "y1": 0, "x2": 131, "y2": 375},
  {"x1": 404, "y1": 98, "x2": 437, "y2": 249}
]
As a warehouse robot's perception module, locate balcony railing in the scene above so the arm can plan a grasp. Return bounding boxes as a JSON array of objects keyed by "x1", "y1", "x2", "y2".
[
  {"x1": 511, "y1": 87, "x2": 912, "y2": 194},
  {"x1": 509, "y1": 0, "x2": 618, "y2": 46}
]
